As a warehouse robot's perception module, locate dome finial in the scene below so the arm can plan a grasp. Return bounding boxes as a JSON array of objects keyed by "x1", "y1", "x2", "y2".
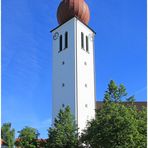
[{"x1": 57, "y1": 0, "x2": 90, "y2": 25}]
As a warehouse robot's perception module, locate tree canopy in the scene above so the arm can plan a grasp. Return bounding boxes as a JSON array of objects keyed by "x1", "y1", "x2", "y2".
[
  {"x1": 47, "y1": 106, "x2": 79, "y2": 148},
  {"x1": 15, "y1": 126, "x2": 40, "y2": 148},
  {"x1": 81, "y1": 80, "x2": 147, "y2": 148},
  {"x1": 1, "y1": 122, "x2": 15, "y2": 148}
]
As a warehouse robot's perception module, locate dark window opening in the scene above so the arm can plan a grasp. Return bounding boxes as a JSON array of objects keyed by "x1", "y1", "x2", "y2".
[
  {"x1": 86, "y1": 36, "x2": 89, "y2": 52},
  {"x1": 81, "y1": 32, "x2": 84, "y2": 49},
  {"x1": 59, "y1": 35, "x2": 62, "y2": 52},
  {"x1": 65, "y1": 32, "x2": 68, "y2": 48},
  {"x1": 62, "y1": 83, "x2": 65, "y2": 87}
]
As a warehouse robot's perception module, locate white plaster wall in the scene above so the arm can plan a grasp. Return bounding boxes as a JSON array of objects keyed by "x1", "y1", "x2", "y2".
[
  {"x1": 52, "y1": 18, "x2": 96, "y2": 132},
  {"x1": 52, "y1": 18, "x2": 76, "y2": 124},
  {"x1": 76, "y1": 19, "x2": 96, "y2": 132}
]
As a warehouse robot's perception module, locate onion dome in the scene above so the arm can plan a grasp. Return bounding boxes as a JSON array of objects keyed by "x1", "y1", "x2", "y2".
[{"x1": 57, "y1": 0, "x2": 90, "y2": 25}]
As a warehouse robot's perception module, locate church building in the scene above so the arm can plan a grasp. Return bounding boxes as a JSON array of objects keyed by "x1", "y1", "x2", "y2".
[{"x1": 51, "y1": 0, "x2": 96, "y2": 132}]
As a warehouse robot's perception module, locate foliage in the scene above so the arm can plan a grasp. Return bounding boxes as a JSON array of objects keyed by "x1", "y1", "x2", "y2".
[
  {"x1": 47, "y1": 106, "x2": 79, "y2": 148},
  {"x1": 1, "y1": 122, "x2": 15, "y2": 148},
  {"x1": 81, "y1": 80, "x2": 147, "y2": 148},
  {"x1": 15, "y1": 126, "x2": 40, "y2": 148}
]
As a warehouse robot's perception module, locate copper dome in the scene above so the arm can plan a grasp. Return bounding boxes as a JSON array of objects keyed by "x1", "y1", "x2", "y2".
[{"x1": 57, "y1": 0, "x2": 90, "y2": 25}]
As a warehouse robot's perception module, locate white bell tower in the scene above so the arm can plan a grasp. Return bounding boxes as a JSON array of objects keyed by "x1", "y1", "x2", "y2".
[
  {"x1": 51, "y1": 17, "x2": 96, "y2": 132},
  {"x1": 51, "y1": 0, "x2": 96, "y2": 132}
]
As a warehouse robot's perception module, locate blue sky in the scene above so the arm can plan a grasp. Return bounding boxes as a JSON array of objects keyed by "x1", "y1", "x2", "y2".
[{"x1": 2, "y1": 0, "x2": 146, "y2": 138}]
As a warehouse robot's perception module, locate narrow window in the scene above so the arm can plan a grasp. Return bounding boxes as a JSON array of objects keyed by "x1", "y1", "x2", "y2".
[
  {"x1": 86, "y1": 36, "x2": 89, "y2": 52},
  {"x1": 81, "y1": 32, "x2": 84, "y2": 49},
  {"x1": 65, "y1": 32, "x2": 68, "y2": 48},
  {"x1": 62, "y1": 61, "x2": 65, "y2": 65},
  {"x1": 59, "y1": 35, "x2": 62, "y2": 52}
]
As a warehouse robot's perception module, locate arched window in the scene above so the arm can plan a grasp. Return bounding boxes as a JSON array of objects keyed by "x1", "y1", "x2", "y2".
[
  {"x1": 65, "y1": 32, "x2": 68, "y2": 48},
  {"x1": 59, "y1": 35, "x2": 62, "y2": 52},
  {"x1": 81, "y1": 32, "x2": 84, "y2": 49},
  {"x1": 86, "y1": 36, "x2": 89, "y2": 52}
]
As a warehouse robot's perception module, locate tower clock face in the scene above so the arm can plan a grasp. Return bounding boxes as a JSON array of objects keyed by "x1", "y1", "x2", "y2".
[{"x1": 53, "y1": 32, "x2": 59, "y2": 40}]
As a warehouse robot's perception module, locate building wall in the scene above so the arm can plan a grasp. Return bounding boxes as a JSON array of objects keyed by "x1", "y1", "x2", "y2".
[
  {"x1": 52, "y1": 18, "x2": 96, "y2": 132},
  {"x1": 52, "y1": 18, "x2": 76, "y2": 124},
  {"x1": 76, "y1": 19, "x2": 96, "y2": 132}
]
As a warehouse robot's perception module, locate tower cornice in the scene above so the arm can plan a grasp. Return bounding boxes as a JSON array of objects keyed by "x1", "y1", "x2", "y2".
[{"x1": 50, "y1": 16, "x2": 96, "y2": 34}]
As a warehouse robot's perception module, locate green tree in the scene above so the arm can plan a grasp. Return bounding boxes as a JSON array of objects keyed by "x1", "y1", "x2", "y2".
[
  {"x1": 1, "y1": 122, "x2": 15, "y2": 148},
  {"x1": 81, "y1": 80, "x2": 147, "y2": 148},
  {"x1": 47, "y1": 106, "x2": 79, "y2": 148},
  {"x1": 15, "y1": 126, "x2": 40, "y2": 148}
]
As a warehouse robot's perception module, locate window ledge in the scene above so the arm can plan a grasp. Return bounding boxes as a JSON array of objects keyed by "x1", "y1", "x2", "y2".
[{"x1": 58, "y1": 48, "x2": 67, "y2": 53}]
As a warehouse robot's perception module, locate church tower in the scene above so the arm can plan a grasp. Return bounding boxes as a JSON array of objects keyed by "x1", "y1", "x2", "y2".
[{"x1": 51, "y1": 0, "x2": 96, "y2": 132}]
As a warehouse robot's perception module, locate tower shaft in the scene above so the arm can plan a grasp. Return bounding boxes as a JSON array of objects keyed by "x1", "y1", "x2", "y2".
[{"x1": 51, "y1": 17, "x2": 96, "y2": 132}]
